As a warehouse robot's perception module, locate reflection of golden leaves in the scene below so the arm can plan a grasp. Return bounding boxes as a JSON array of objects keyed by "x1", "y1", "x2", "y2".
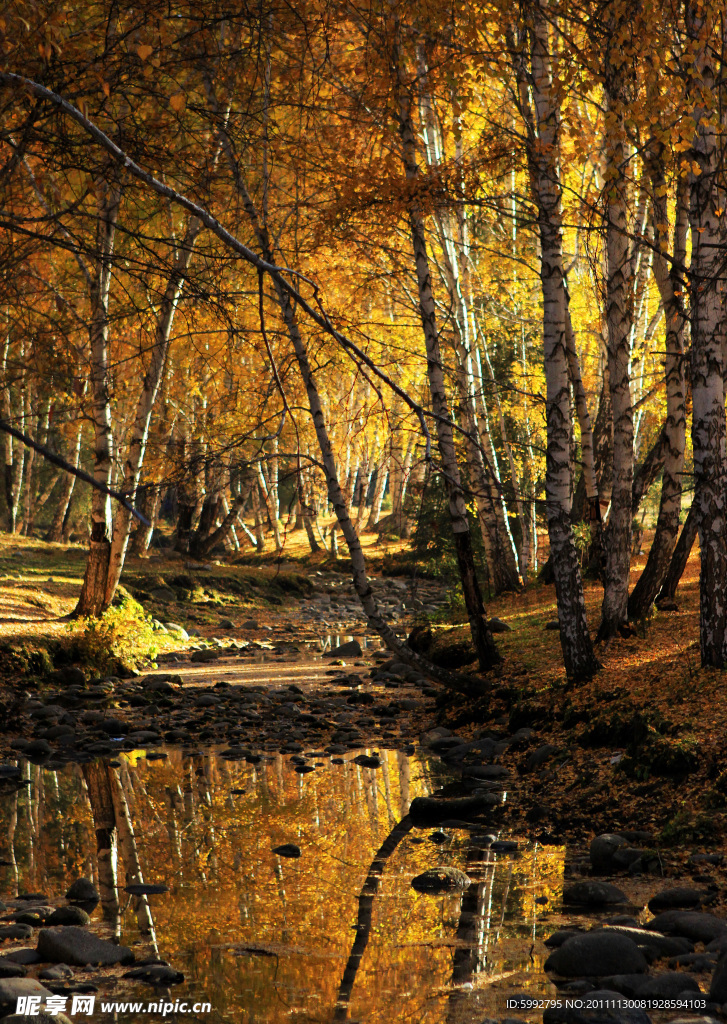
[
  {"x1": 218, "y1": 942, "x2": 342, "y2": 960},
  {"x1": 136, "y1": 43, "x2": 153, "y2": 60}
]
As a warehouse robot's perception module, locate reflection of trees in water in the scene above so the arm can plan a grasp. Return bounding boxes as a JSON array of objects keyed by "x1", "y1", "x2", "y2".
[
  {"x1": 82, "y1": 763, "x2": 119, "y2": 929},
  {"x1": 333, "y1": 813, "x2": 414, "y2": 1022},
  {"x1": 0, "y1": 749, "x2": 563, "y2": 1023}
]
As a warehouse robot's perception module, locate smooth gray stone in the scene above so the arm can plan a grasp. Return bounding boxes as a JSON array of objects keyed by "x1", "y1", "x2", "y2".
[
  {"x1": 545, "y1": 932, "x2": 648, "y2": 977},
  {"x1": 638, "y1": 972, "x2": 701, "y2": 997},
  {"x1": 590, "y1": 834, "x2": 629, "y2": 873},
  {"x1": 563, "y1": 882, "x2": 628, "y2": 907},
  {"x1": 648, "y1": 887, "x2": 707, "y2": 912},
  {"x1": 0, "y1": 979, "x2": 51, "y2": 1013},
  {"x1": 598, "y1": 926, "x2": 693, "y2": 958},
  {"x1": 647, "y1": 911, "x2": 727, "y2": 944},
  {"x1": 36, "y1": 927, "x2": 134, "y2": 967}
]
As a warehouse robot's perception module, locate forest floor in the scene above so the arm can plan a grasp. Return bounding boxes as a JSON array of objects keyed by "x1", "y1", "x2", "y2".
[{"x1": 0, "y1": 528, "x2": 723, "y2": 856}]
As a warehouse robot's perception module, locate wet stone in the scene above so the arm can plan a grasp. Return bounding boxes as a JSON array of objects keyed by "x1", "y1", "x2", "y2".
[
  {"x1": 39, "y1": 965, "x2": 74, "y2": 981},
  {"x1": 409, "y1": 794, "x2": 501, "y2": 825},
  {"x1": 0, "y1": 962, "x2": 27, "y2": 979},
  {"x1": 589, "y1": 834, "x2": 629, "y2": 873},
  {"x1": 323, "y1": 640, "x2": 362, "y2": 658},
  {"x1": 352, "y1": 754, "x2": 381, "y2": 768},
  {"x1": 45, "y1": 907, "x2": 90, "y2": 928},
  {"x1": 600, "y1": 926, "x2": 693, "y2": 958},
  {"x1": 563, "y1": 882, "x2": 628, "y2": 907},
  {"x1": 124, "y1": 884, "x2": 168, "y2": 896},
  {"x1": 599, "y1": 974, "x2": 654, "y2": 998},
  {"x1": 709, "y1": 954, "x2": 727, "y2": 1002},
  {"x1": 0, "y1": 925, "x2": 32, "y2": 941},
  {"x1": 648, "y1": 886, "x2": 707, "y2": 912},
  {"x1": 36, "y1": 927, "x2": 134, "y2": 967},
  {"x1": 647, "y1": 910, "x2": 727, "y2": 944},
  {"x1": 273, "y1": 844, "x2": 301, "y2": 858},
  {"x1": 545, "y1": 929, "x2": 585, "y2": 948},
  {"x1": 124, "y1": 965, "x2": 184, "y2": 986},
  {"x1": 544, "y1": 932, "x2": 648, "y2": 977},
  {"x1": 411, "y1": 868, "x2": 471, "y2": 894},
  {"x1": 638, "y1": 972, "x2": 702, "y2": 997},
  {"x1": 4, "y1": 949, "x2": 41, "y2": 965},
  {"x1": 0, "y1": 979, "x2": 51, "y2": 1013}
]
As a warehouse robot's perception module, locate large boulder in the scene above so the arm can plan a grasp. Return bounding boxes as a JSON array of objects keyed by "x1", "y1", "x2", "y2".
[
  {"x1": 65, "y1": 879, "x2": 98, "y2": 904},
  {"x1": 46, "y1": 908, "x2": 89, "y2": 927},
  {"x1": 648, "y1": 887, "x2": 706, "y2": 913},
  {"x1": 638, "y1": 973, "x2": 701, "y2": 997},
  {"x1": 599, "y1": 926, "x2": 693, "y2": 959},
  {"x1": 545, "y1": 932, "x2": 648, "y2": 977},
  {"x1": 36, "y1": 928, "x2": 134, "y2": 967},
  {"x1": 647, "y1": 911, "x2": 727, "y2": 944}
]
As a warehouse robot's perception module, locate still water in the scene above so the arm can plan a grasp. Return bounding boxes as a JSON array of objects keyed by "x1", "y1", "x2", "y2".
[{"x1": 0, "y1": 749, "x2": 564, "y2": 1022}]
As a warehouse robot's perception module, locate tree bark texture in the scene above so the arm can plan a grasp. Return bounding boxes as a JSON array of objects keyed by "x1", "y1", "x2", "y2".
[
  {"x1": 523, "y1": 1, "x2": 599, "y2": 680},
  {"x1": 75, "y1": 180, "x2": 121, "y2": 616},
  {"x1": 628, "y1": 169, "x2": 688, "y2": 620},
  {"x1": 599, "y1": 47, "x2": 635, "y2": 640},
  {"x1": 686, "y1": 0, "x2": 727, "y2": 666}
]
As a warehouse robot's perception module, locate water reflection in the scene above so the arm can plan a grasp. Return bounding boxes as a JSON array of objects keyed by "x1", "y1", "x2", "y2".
[{"x1": 0, "y1": 750, "x2": 564, "y2": 1022}]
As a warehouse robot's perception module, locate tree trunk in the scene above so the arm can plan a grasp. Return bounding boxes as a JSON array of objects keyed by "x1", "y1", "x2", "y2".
[
  {"x1": 598, "y1": 47, "x2": 635, "y2": 641},
  {"x1": 628, "y1": 170, "x2": 688, "y2": 620},
  {"x1": 129, "y1": 485, "x2": 160, "y2": 555},
  {"x1": 213, "y1": 93, "x2": 496, "y2": 690},
  {"x1": 82, "y1": 763, "x2": 119, "y2": 925},
  {"x1": 366, "y1": 458, "x2": 388, "y2": 530},
  {"x1": 75, "y1": 180, "x2": 121, "y2": 616},
  {"x1": 519, "y1": 2, "x2": 599, "y2": 680},
  {"x1": 687, "y1": 0, "x2": 727, "y2": 666},
  {"x1": 394, "y1": 46, "x2": 499, "y2": 670},
  {"x1": 251, "y1": 478, "x2": 266, "y2": 551},
  {"x1": 416, "y1": 75, "x2": 520, "y2": 594},
  {"x1": 103, "y1": 216, "x2": 201, "y2": 607},
  {"x1": 656, "y1": 503, "x2": 698, "y2": 604},
  {"x1": 256, "y1": 461, "x2": 283, "y2": 551}
]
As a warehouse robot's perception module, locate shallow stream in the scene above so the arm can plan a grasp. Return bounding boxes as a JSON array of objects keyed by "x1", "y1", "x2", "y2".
[{"x1": 0, "y1": 747, "x2": 566, "y2": 1023}]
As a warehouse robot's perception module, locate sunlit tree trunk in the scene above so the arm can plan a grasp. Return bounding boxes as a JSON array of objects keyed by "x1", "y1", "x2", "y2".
[
  {"x1": 103, "y1": 216, "x2": 201, "y2": 607},
  {"x1": 518, "y1": 3, "x2": 599, "y2": 680},
  {"x1": 107, "y1": 768, "x2": 158, "y2": 951},
  {"x1": 393, "y1": 40, "x2": 499, "y2": 670},
  {"x1": 417, "y1": 69, "x2": 520, "y2": 592}
]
